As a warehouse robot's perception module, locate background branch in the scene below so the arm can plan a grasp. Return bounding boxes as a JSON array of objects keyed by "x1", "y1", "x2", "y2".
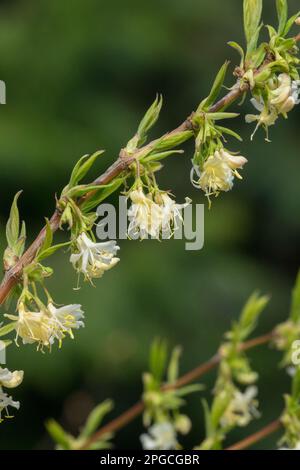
[{"x1": 80, "y1": 331, "x2": 274, "y2": 449}]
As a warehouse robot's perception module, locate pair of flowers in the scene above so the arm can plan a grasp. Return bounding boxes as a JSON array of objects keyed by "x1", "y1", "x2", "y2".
[
  {"x1": 128, "y1": 189, "x2": 191, "y2": 240},
  {"x1": 0, "y1": 367, "x2": 23, "y2": 422},
  {"x1": 246, "y1": 73, "x2": 300, "y2": 139},
  {"x1": 6, "y1": 302, "x2": 84, "y2": 350}
]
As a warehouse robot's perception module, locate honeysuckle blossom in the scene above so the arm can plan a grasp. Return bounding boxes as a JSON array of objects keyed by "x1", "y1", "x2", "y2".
[
  {"x1": 246, "y1": 74, "x2": 300, "y2": 140},
  {"x1": 140, "y1": 422, "x2": 178, "y2": 450},
  {"x1": 5, "y1": 302, "x2": 84, "y2": 350},
  {"x1": 221, "y1": 386, "x2": 259, "y2": 428},
  {"x1": 128, "y1": 188, "x2": 162, "y2": 239},
  {"x1": 270, "y1": 74, "x2": 300, "y2": 114},
  {"x1": 128, "y1": 188, "x2": 191, "y2": 239},
  {"x1": 70, "y1": 232, "x2": 120, "y2": 280},
  {"x1": 47, "y1": 303, "x2": 84, "y2": 345},
  {"x1": 191, "y1": 150, "x2": 247, "y2": 202},
  {"x1": 156, "y1": 193, "x2": 191, "y2": 238},
  {"x1": 0, "y1": 366, "x2": 23, "y2": 422},
  {"x1": 0, "y1": 368, "x2": 23, "y2": 389}
]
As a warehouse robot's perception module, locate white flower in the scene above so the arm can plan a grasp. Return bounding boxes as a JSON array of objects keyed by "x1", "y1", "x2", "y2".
[
  {"x1": 0, "y1": 366, "x2": 23, "y2": 422},
  {"x1": 140, "y1": 422, "x2": 178, "y2": 450},
  {"x1": 0, "y1": 367, "x2": 23, "y2": 389},
  {"x1": 221, "y1": 386, "x2": 260, "y2": 428},
  {"x1": 47, "y1": 303, "x2": 85, "y2": 345},
  {"x1": 128, "y1": 188, "x2": 162, "y2": 239},
  {"x1": 70, "y1": 232, "x2": 120, "y2": 280},
  {"x1": 156, "y1": 193, "x2": 191, "y2": 238},
  {"x1": 0, "y1": 390, "x2": 20, "y2": 422},
  {"x1": 191, "y1": 150, "x2": 247, "y2": 201},
  {"x1": 5, "y1": 302, "x2": 84, "y2": 350}
]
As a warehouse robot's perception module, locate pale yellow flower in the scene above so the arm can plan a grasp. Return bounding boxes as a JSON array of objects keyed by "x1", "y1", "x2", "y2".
[{"x1": 221, "y1": 386, "x2": 259, "y2": 428}]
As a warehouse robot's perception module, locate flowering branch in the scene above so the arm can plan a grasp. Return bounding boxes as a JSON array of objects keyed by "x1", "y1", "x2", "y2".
[
  {"x1": 80, "y1": 331, "x2": 273, "y2": 450},
  {"x1": 2, "y1": 30, "x2": 300, "y2": 305}
]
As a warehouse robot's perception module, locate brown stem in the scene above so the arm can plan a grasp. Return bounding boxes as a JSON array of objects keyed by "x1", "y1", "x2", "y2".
[
  {"x1": 0, "y1": 92, "x2": 243, "y2": 304},
  {"x1": 226, "y1": 419, "x2": 282, "y2": 450},
  {"x1": 2, "y1": 32, "x2": 300, "y2": 304},
  {"x1": 80, "y1": 332, "x2": 273, "y2": 449}
]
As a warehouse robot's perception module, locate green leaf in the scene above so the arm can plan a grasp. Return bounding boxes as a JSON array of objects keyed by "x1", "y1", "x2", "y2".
[
  {"x1": 284, "y1": 12, "x2": 300, "y2": 37},
  {"x1": 243, "y1": 0, "x2": 263, "y2": 49},
  {"x1": 207, "y1": 112, "x2": 239, "y2": 121},
  {"x1": 142, "y1": 150, "x2": 184, "y2": 163},
  {"x1": 276, "y1": 0, "x2": 288, "y2": 36},
  {"x1": 167, "y1": 346, "x2": 181, "y2": 384},
  {"x1": 0, "y1": 322, "x2": 17, "y2": 337},
  {"x1": 80, "y1": 178, "x2": 125, "y2": 213},
  {"x1": 80, "y1": 400, "x2": 114, "y2": 439},
  {"x1": 238, "y1": 292, "x2": 269, "y2": 340},
  {"x1": 215, "y1": 126, "x2": 243, "y2": 141},
  {"x1": 45, "y1": 419, "x2": 72, "y2": 450},
  {"x1": 202, "y1": 399, "x2": 214, "y2": 437},
  {"x1": 69, "y1": 151, "x2": 105, "y2": 188},
  {"x1": 149, "y1": 338, "x2": 168, "y2": 384},
  {"x1": 290, "y1": 271, "x2": 300, "y2": 323},
  {"x1": 291, "y1": 367, "x2": 300, "y2": 400},
  {"x1": 6, "y1": 191, "x2": 22, "y2": 249},
  {"x1": 199, "y1": 62, "x2": 229, "y2": 110},
  {"x1": 228, "y1": 42, "x2": 245, "y2": 66},
  {"x1": 175, "y1": 384, "x2": 204, "y2": 397},
  {"x1": 36, "y1": 241, "x2": 71, "y2": 262},
  {"x1": 38, "y1": 219, "x2": 53, "y2": 258}
]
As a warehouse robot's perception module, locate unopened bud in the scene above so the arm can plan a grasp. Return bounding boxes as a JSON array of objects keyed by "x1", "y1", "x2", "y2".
[{"x1": 295, "y1": 17, "x2": 300, "y2": 26}]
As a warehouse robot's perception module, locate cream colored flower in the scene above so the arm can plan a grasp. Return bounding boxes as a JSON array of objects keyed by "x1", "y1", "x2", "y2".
[
  {"x1": 270, "y1": 74, "x2": 300, "y2": 114},
  {"x1": 191, "y1": 150, "x2": 247, "y2": 200},
  {"x1": 5, "y1": 302, "x2": 84, "y2": 350},
  {"x1": 0, "y1": 366, "x2": 23, "y2": 422},
  {"x1": 128, "y1": 188, "x2": 162, "y2": 239},
  {"x1": 140, "y1": 422, "x2": 178, "y2": 450},
  {"x1": 221, "y1": 386, "x2": 259, "y2": 428},
  {"x1": 70, "y1": 232, "x2": 119, "y2": 280},
  {"x1": 280, "y1": 442, "x2": 300, "y2": 450},
  {"x1": 0, "y1": 367, "x2": 23, "y2": 389},
  {"x1": 6, "y1": 303, "x2": 53, "y2": 348}
]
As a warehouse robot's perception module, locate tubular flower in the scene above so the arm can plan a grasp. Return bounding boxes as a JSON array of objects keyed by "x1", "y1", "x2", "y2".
[
  {"x1": 246, "y1": 75, "x2": 300, "y2": 140},
  {"x1": 0, "y1": 367, "x2": 23, "y2": 422},
  {"x1": 140, "y1": 422, "x2": 178, "y2": 450},
  {"x1": 70, "y1": 232, "x2": 120, "y2": 280},
  {"x1": 155, "y1": 193, "x2": 191, "y2": 238},
  {"x1": 5, "y1": 302, "x2": 84, "y2": 350},
  {"x1": 221, "y1": 386, "x2": 260, "y2": 428},
  {"x1": 128, "y1": 188, "x2": 162, "y2": 239},
  {"x1": 47, "y1": 303, "x2": 85, "y2": 345},
  {"x1": 191, "y1": 150, "x2": 247, "y2": 201},
  {"x1": 270, "y1": 74, "x2": 300, "y2": 114}
]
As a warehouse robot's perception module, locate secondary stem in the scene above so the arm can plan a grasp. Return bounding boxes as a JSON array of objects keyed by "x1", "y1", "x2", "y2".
[
  {"x1": 80, "y1": 331, "x2": 273, "y2": 449},
  {"x1": 226, "y1": 419, "x2": 282, "y2": 450}
]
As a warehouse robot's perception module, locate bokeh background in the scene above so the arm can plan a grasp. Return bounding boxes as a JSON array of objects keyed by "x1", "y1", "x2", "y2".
[{"x1": 0, "y1": 0, "x2": 299, "y2": 450}]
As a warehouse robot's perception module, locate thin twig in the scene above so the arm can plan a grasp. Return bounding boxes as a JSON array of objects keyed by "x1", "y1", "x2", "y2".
[
  {"x1": 80, "y1": 332, "x2": 274, "y2": 449},
  {"x1": 226, "y1": 419, "x2": 282, "y2": 450}
]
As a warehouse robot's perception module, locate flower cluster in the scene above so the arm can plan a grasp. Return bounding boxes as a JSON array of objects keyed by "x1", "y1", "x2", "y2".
[
  {"x1": 0, "y1": 366, "x2": 23, "y2": 423},
  {"x1": 5, "y1": 302, "x2": 84, "y2": 350},
  {"x1": 220, "y1": 386, "x2": 259, "y2": 428},
  {"x1": 246, "y1": 74, "x2": 300, "y2": 140},
  {"x1": 128, "y1": 187, "x2": 191, "y2": 240},
  {"x1": 191, "y1": 149, "x2": 247, "y2": 203}
]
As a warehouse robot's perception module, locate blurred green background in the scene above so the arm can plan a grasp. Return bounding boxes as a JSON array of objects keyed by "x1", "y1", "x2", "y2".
[{"x1": 0, "y1": 0, "x2": 299, "y2": 450}]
